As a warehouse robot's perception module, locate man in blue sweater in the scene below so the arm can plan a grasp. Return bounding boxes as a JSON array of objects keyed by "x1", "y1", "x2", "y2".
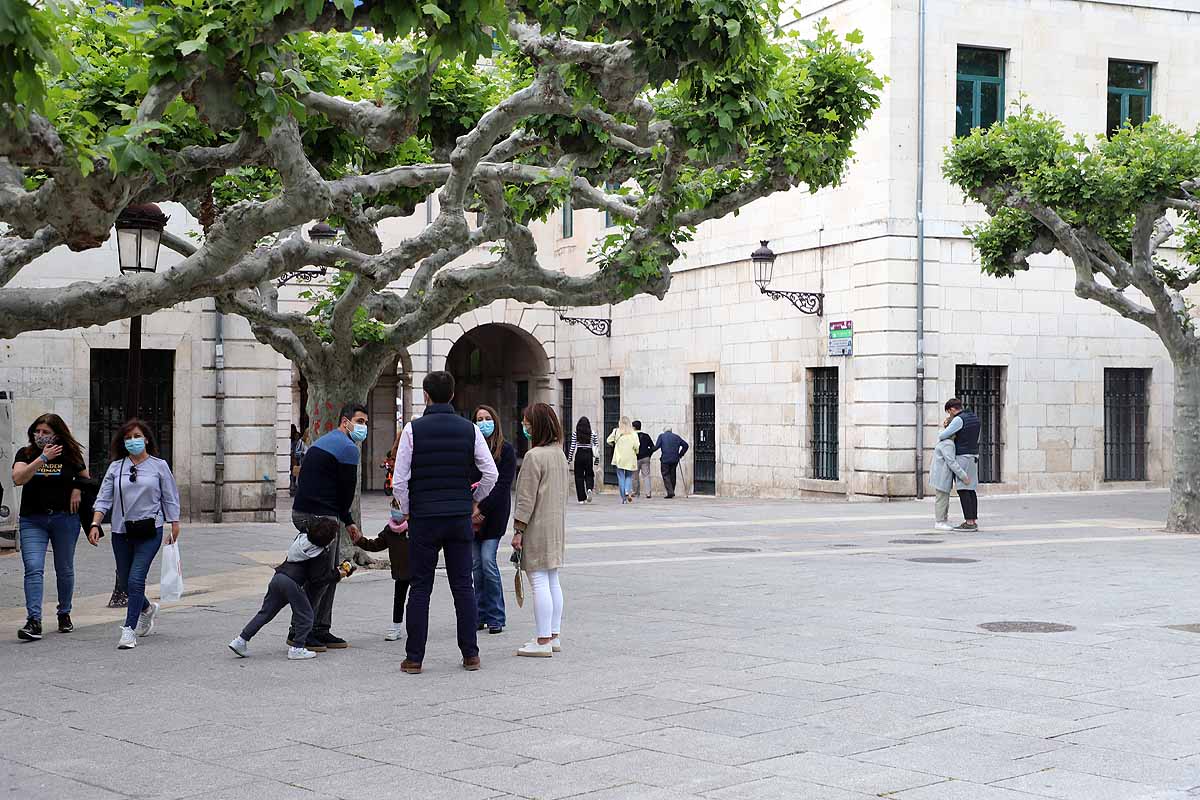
[
  {"x1": 653, "y1": 427, "x2": 689, "y2": 499},
  {"x1": 394, "y1": 371, "x2": 497, "y2": 674},
  {"x1": 289, "y1": 403, "x2": 368, "y2": 651}
]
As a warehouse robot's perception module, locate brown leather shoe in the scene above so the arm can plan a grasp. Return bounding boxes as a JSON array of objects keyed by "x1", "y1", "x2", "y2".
[
  {"x1": 462, "y1": 655, "x2": 481, "y2": 671},
  {"x1": 401, "y1": 659, "x2": 422, "y2": 674}
]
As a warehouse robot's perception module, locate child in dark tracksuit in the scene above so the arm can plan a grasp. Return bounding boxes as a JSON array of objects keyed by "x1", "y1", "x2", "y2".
[
  {"x1": 355, "y1": 507, "x2": 410, "y2": 641},
  {"x1": 229, "y1": 518, "x2": 352, "y2": 660}
]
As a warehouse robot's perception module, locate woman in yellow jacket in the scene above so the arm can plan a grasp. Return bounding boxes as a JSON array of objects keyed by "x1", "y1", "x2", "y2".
[{"x1": 606, "y1": 416, "x2": 640, "y2": 504}]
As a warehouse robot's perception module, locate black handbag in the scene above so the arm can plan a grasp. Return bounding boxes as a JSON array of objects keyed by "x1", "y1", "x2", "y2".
[{"x1": 118, "y1": 458, "x2": 159, "y2": 540}]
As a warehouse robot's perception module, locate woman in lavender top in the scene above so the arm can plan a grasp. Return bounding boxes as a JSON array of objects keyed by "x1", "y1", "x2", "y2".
[{"x1": 89, "y1": 419, "x2": 182, "y2": 650}]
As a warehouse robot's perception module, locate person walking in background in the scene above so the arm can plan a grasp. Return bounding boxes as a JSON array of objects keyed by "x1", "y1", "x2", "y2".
[
  {"x1": 289, "y1": 403, "x2": 367, "y2": 652},
  {"x1": 12, "y1": 413, "x2": 90, "y2": 641},
  {"x1": 472, "y1": 404, "x2": 516, "y2": 635},
  {"x1": 930, "y1": 417, "x2": 969, "y2": 531},
  {"x1": 632, "y1": 421, "x2": 655, "y2": 499},
  {"x1": 512, "y1": 403, "x2": 567, "y2": 658},
  {"x1": 288, "y1": 425, "x2": 301, "y2": 496},
  {"x1": 89, "y1": 420, "x2": 181, "y2": 650},
  {"x1": 229, "y1": 518, "x2": 352, "y2": 660},
  {"x1": 653, "y1": 427, "x2": 689, "y2": 499},
  {"x1": 568, "y1": 417, "x2": 600, "y2": 504},
  {"x1": 607, "y1": 416, "x2": 639, "y2": 504},
  {"x1": 394, "y1": 371, "x2": 497, "y2": 674},
  {"x1": 939, "y1": 398, "x2": 981, "y2": 532}
]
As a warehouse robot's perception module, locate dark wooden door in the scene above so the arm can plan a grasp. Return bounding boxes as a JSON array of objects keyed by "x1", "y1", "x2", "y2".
[
  {"x1": 692, "y1": 373, "x2": 716, "y2": 495},
  {"x1": 89, "y1": 349, "x2": 174, "y2": 478},
  {"x1": 602, "y1": 377, "x2": 620, "y2": 485}
]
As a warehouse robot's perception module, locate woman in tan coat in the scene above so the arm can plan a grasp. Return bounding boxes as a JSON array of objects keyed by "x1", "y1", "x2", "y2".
[{"x1": 512, "y1": 402, "x2": 567, "y2": 658}]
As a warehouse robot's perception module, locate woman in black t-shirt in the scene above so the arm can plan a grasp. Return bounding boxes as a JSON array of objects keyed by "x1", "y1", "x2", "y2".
[{"x1": 11, "y1": 413, "x2": 91, "y2": 641}]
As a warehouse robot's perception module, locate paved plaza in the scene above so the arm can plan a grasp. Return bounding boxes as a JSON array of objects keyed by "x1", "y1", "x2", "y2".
[{"x1": 1, "y1": 489, "x2": 1199, "y2": 800}]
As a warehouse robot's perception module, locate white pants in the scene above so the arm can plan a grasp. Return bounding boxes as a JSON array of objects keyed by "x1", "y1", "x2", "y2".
[{"x1": 528, "y1": 569, "x2": 563, "y2": 639}]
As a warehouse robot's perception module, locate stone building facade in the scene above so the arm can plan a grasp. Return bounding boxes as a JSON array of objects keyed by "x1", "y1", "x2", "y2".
[{"x1": 1, "y1": 0, "x2": 1196, "y2": 531}]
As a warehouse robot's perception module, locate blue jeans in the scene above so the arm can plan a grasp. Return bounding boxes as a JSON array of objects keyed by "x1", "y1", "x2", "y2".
[
  {"x1": 19, "y1": 513, "x2": 81, "y2": 620},
  {"x1": 472, "y1": 537, "x2": 506, "y2": 628},
  {"x1": 616, "y1": 468, "x2": 634, "y2": 500},
  {"x1": 112, "y1": 529, "x2": 163, "y2": 629}
]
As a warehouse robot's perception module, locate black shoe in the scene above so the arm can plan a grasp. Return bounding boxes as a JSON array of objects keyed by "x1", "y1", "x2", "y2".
[
  {"x1": 316, "y1": 633, "x2": 349, "y2": 650},
  {"x1": 107, "y1": 590, "x2": 128, "y2": 608},
  {"x1": 288, "y1": 637, "x2": 327, "y2": 652},
  {"x1": 18, "y1": 617, "x2": 42, "y2": 641},
  {"x1": 488, "y1": 626, "x2": 504, "y2": 635},
  {"x1": 478, "y1": 623, "x2": 487, "y2": 631},
  {"x1": 57, "y1": 613, "x2": 74, "y2": 633}
]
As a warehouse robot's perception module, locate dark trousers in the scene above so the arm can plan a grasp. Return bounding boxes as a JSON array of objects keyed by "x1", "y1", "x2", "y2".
[
  {"x1": 405, "y1": 515, "x2": 478, "y2": 663},
  {"x1": 392, "y1": 579, "x2": 410, "y2": 624},
  {"x1": 959, "y1": 489, "x2": 978, "y2": 521},
  {"x1": 289, "y1": 511, "x2": 338, "y2": 641},
  {"x1": 574, "y1": 448, "x2": 595, "y2": 502},
  {"x1": 243, "y1": 573, "x2": 314, "y2": 644},
  {"x1": 661, "y1": 462, "x2": 679, "y2": 498}
]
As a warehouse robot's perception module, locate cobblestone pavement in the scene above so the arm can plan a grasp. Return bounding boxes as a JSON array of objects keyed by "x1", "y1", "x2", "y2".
[{"x1": 1, "y1": 488, "x2": 1198, "y2": 799}]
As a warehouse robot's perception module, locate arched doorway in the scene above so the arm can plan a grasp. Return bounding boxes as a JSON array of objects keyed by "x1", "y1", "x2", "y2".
[{"x1": 445, "y1": 323, "x2": 551, "y2": 458}]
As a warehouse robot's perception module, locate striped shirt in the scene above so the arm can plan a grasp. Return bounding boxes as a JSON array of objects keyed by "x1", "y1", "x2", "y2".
[{"x1": 568, "y1": 431, "x2": 600, "y2": 462}]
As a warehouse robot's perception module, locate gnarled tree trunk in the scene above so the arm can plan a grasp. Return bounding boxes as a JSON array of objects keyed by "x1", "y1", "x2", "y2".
[{"x1": 1168, "y1": 351, "x2": 1200, "y2": 533}]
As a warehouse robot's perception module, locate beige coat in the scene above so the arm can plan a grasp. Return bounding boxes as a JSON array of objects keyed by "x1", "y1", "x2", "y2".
[{"x1": 513, "y1": 444, "x2": 568, "y2": 571}]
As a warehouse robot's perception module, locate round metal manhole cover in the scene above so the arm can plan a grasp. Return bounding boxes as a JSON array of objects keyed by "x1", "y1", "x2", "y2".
[
  {"x1": 890, "y1": 539, "x2": 942, "y2": 544},
  {"x1": 906, "y1": 557, "x2": 979, "y2": 564},
  {"x1": 704, "y1": 547, "x2": 760, "y2": 554},
  {"x1": 1166, "y1": 624, "x2": 1200, "y2": 634},
  {"x1": 979, "y1": 621, "x2": 1076, "y2": 633}
]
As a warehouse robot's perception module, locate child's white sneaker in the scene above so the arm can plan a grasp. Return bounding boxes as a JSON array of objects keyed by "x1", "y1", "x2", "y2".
[
  {"x1": 288, "y1": 646, "x2": 317, "y2": 660},
  {"x1": 228, "y1": 636, "x2": 248, "y2": 657},
  {"x1": 551, "y1": 636, "x2": 562, "y2": 653},
  {"x1": 384, "y1": 623, "x2": 403, "y2": 642},
  {"x1": 517, "y1": 641, "x2": 553, "y2": 658},
  {"x1": 117, "y1": 627, "x2": 137, "y2": 650},
  {"x1": 135, "y1": 601, "x2": 158, "y2": 636},
  {"x1": 934, "y1": 522, "x2": 955, "y2": 531}
]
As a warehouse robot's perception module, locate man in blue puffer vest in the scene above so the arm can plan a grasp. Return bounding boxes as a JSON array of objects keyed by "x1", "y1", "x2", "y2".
[{"x1": 393, "y1": 371, "x2": 497, "y2": 674}]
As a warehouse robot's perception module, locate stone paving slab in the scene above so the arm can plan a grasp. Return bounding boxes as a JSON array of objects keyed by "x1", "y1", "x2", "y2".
[{"x1": 2, "y1": 490, "x2": 1200, "y2": 800}]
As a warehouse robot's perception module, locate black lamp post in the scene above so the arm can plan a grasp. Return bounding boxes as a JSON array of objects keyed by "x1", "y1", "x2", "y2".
[
  {"x1": 115, "y1": 203, "x2": 168, "y2": 420},
  {"x1": 276, "y1": 222, "x2": 334, "y2": 286},
  {"x1": 554, "y1": 305, "x2": 612, "y2": 337},
  {"x1": 752, "y1": 239, "x2": 824, "y2": 316}
]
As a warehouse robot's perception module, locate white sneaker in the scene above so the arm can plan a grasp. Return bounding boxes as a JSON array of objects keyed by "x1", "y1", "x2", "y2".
[
  {"x1": 934, "y1": 522, "x2": 955, "y2": 531},
  {"x1": 578, "y1": 500, "x2": 586, "y2": 505},
  {"x1": 228, "y1": 636, "x2": 248, "y2": 657},
  {"x1": 551, "y1": 636, "x2": 561, "y2": 653},
  {"x1": 586, "y1": 490, "x2": 594, "y2": 503},
  {"x1": 117, "y1": 627, "x2": 137, "y2": 650},
  {"x1": 135, "y1": 602, "x2": 158, "y2": 636},
  {"x1": 517, "y1": 641, "x2": 554, "y2": 658},
  {"x1": 384, "y1": 624, "x2": 403, "y2": 642},
  {"x1": 288, "y1": 646, "x2": 317, "y2": 660}
]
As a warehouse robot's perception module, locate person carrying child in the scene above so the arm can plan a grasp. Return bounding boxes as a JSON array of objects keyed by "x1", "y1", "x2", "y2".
[
  {"x1": 930, "y1": 414, "x2": 970, "y2": 531},
  {"x1": 228, "y1": 518, "x2": 354, "y2": 660},
  {"x1": 355, "y1": 504, "x2": 411, "y2": 642}
]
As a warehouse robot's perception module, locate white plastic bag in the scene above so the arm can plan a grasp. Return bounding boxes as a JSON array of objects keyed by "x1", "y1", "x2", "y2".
[{"x1": 160, "y1": 542, "x2": 184, "y2": 602}]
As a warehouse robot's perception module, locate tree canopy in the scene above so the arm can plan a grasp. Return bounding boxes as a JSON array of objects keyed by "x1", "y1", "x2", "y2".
[
  {"x1": 0, "y1": 0, "x2": 882, "y2": 384},
  {"x1": 945, "y1": 108, "x2": 1200, "y2": 531}
]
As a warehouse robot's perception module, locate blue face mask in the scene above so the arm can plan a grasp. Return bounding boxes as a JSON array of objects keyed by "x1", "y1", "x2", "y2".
[
  {"x1": 477, "y1": 419, "x2": 495, "y2": 437},
  {"x1": 124, "y1": 437, "x2": 146, "y2": 456},
  {"x1": 390, "y1": 508, "x2": 405, "y2": 523},
  {"x1": 350, "y1": 423, "x2": 368, "y2": 443},
  {"x1": 522, "y1": 423, "x2": 532, "y2": 441}
]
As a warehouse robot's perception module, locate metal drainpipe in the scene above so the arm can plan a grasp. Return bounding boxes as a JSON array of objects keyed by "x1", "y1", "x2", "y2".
[
  {"x1": 214, "y1": 307, "x2": 226, "y2": 522},
  {"x1": 914, "y1": 0, "x2": 927, "y2": 500}
]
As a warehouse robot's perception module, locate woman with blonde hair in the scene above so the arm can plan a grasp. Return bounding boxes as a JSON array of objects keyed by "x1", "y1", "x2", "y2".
[
  {"x1": 606, "y1": 416, "x2": 639, "y2": 504},
  {"x1": 512, "y1": 403, "x2": 567, "y2": 657}
]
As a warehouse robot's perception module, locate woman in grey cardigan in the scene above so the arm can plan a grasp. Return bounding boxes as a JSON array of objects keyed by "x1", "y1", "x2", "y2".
[
  {"x1": 89, "y1": 419, "x2": 182, "y2": 650},
  {"x1": 512, "y1": 403, "x2": 567, "y2": 658}
]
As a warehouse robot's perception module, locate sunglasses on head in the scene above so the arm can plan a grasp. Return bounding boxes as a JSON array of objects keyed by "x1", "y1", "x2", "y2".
[{"x1": 129, "y1": 464, "x2": 138, "y2": 482}]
